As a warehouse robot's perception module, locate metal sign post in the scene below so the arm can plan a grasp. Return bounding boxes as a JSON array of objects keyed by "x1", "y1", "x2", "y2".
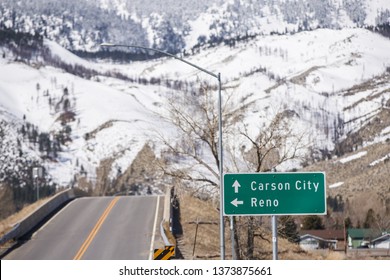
[{"x1": 272, "y1": 215, "x2": 278, "y2": 260}]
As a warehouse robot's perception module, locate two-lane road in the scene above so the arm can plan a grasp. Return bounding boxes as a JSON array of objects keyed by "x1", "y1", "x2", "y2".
[{"x1": 4, "y1": 195, "x2": 164, "y2": 260}]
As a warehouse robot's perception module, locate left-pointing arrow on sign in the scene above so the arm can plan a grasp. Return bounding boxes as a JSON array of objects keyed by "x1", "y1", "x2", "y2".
[{"x1": 231, "y1": 198, "x2": 244, "y2": 207}]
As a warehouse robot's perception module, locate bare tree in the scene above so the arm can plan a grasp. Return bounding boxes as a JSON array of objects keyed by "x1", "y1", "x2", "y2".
[
  {"x1": 158, "y1": 81, "x2": 237, "y2": 195},
  {"x1": 375, "y1": 213, "x2": 390, "y2": 233},
  {"x1": 239, "y1": 110, "x2": 308, "y2": 173},
  {"x1": 231, "y1": 110, "x2": 309, "y2": 259},
  {"x1": 158, "y1": 82, "x2": 309, "y2": 259}
]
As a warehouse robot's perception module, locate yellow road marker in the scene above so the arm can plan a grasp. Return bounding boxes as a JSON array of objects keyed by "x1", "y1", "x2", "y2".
[
  {"x1": 73, "y1": 197, "x2": 120, "y2": 260},
  {"x1": 153, "y1": 246, "x2": 175, "y2": 260}
]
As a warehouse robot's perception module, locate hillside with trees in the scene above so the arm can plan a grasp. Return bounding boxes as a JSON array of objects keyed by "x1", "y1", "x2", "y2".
[{"x1": 0, "y1": 0, "x2": 389, "y2": 54}]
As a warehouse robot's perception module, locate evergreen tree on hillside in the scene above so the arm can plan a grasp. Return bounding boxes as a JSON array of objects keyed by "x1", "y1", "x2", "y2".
[
  {"x1": 2, "y1": 0, "x2": 390, "y2": 54},
  {"x1": 279, "y1": 216, "x2": 300, "y2": 243},
  {"x1": 343, "y1": 0, "x2": 367, "y2": 26},
  {"x1": 363, "y1": 208, "x2": 376, "y2": 228},
  {"x1": 302, "y1": 215, "x2": 325, "y2": 230},
  {"x1": 344, "y1": 217, "x2": 353, "y2": 229},
  {"x1": 152, "y1": 19, "x2": 185, "y2": 54},
  {"x1": 0, "y1": 120, "x2": 56, "y2": 217}
]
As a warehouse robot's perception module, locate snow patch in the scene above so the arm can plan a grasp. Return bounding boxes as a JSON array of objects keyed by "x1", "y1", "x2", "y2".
[
  {"x1": 369, "y1": 153, "x2": 390, "y2": 167},
  {"x1": 339, "y1": 151, "x2": 367, "y2": 164},
  {"x1": 329, "y1": 182, "x2": 344, "y2": 188}
]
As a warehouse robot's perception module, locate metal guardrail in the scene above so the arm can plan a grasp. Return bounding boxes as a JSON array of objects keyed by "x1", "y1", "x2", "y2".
[
  {"x1": 160, "y1": 221, "x2": 172, "y2": 246},
  {"x1": 160, "y1": 186, "x2": 174, "y2": 246}
]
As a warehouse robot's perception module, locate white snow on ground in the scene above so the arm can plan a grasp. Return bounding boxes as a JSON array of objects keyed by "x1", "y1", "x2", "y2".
[
  {"x1": 1, "y1": 28, "x2": 390, "y2": 187},
  {"x1": 365, "y1": 0, "x2": 390, "y2": 25},
  {"x1": 339, "y1": 151, "x2": 368, "y2": 164},
  {"x1": 364, "y1": 125, "x2": 390, "y2": 147},
  {"x1": 44, "y1": 40, "x2": 94, "y2": 68},
  {"x1": 0, "y1": 56, "x2": 163, "y2": 185},
  {"x1": 369, "y1": 154, "x2": 390, "y2": 167},
  {"x1": 329, "y1": 182, "x2": 344, "y2": 188},
  {"x1": 381, "y1": 126, "x2": 390, "y2": 135}
]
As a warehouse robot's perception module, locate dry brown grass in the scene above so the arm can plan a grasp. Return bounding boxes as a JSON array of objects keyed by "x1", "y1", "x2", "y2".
[
  {"x1": 177, "y1": 192, "x2": 222, "y2": 259},
  {"x1": 304, "y1": 141, "x2": 390, "y2": 225},
  {"x1": 308, "y1": 250, "x2": 347, "y2": 260},
  {"x1": 0, "y1": 197, "x2": 50, "y2": 237},
  {"x1": 176, "y1": 191, "x2": 344, "y2": 260},
  {"x1": 176, "y1": 188, "x2": 389, "y2": 260}
]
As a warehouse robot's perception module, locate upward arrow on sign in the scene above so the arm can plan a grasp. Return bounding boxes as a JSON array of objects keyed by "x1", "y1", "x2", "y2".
[{"x1": 232, "y1": 180, "x2": 241, "y2": 193}]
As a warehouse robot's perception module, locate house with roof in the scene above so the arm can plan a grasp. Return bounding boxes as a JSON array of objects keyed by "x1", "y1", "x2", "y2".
[
  {"x1": 347, "y1": 228, "x2": 382, "y2": 248},
  {"x1": 299, "y1": 230, "x2": 345, "y2": 251},
  {"x1": 371, "y1": 233, "x2": 390, "y2": 249}
]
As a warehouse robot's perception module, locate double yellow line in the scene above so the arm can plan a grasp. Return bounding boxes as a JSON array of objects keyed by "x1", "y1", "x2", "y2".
[{"x1": 73, "y1": 197, "x2": 120, "y2": 260}]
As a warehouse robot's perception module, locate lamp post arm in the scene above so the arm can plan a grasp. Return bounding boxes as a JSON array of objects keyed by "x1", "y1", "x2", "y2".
[{"x1": 100, "y1": 43, "x2": 219, "y2": 79}]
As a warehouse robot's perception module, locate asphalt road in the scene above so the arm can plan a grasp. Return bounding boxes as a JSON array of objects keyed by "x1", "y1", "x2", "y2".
[{"x1": 3, "y1": 195, "x2": 164, "y2": 260}]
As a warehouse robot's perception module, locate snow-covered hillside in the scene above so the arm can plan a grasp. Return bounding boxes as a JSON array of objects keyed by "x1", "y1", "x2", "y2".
[
  {"x1": 0, "y1": 0, "x2": 389, "y2": 53},
  {"x1": 0, "y1": 43, "x2": 160, "y2": 188},
  {"x1": 1, "y1": 27, "x2": 390, "y2": 193},
  {"x1": 109, "y1": 28, "x2": 390, "y2": 153}
]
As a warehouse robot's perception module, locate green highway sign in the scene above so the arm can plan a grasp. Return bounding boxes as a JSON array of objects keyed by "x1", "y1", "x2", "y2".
[{"x1": 223, "y1": 172, "x2": 326, "y2": 216}]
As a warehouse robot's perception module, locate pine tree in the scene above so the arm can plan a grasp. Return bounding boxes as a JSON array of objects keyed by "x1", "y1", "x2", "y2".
[
  {"x1": 302, "y1": 215, "x2": 325, "y2": 230},
  {"x1": 279, "y1": 216, "x2": 299, "y2": 243},
  {"x1": 363, "y1": 209, "x2": 376, "y2": 229},
  {"x1": 344, "y1": 217, "x2": 353, "y2": 229}
]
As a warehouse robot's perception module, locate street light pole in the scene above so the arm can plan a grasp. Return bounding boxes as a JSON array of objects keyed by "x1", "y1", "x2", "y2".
[{"x1": 101, "y1": 43, "x2": 226, "y2": 259}]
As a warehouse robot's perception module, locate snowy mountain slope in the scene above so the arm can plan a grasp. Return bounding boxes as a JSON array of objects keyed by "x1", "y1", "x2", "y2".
[
  {"x1": 1, "y1": 28, "x2": 390, "y2": 195},
  {"x1": 0, "y1": 40, "x2": 165, "y2": 187},
  {"x1": 83, "y1": 28, "x2": 390, "y2": 179},
  {"x1": 0, "y1": 0, "x2": 389, "y2": 53},
  {"x1": 107, "y1": 29, "x2": 390, "y2": 152}
]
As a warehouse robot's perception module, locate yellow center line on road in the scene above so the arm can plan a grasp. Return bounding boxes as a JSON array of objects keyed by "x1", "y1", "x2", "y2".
[{"x1": 73, "y1": 197, "x2": 120, "y2": 260}]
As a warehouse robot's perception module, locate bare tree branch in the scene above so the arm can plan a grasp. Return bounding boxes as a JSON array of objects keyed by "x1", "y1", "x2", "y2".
[{"x1": 156, "y1": 79, "x2": 310, "y2": 260}]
